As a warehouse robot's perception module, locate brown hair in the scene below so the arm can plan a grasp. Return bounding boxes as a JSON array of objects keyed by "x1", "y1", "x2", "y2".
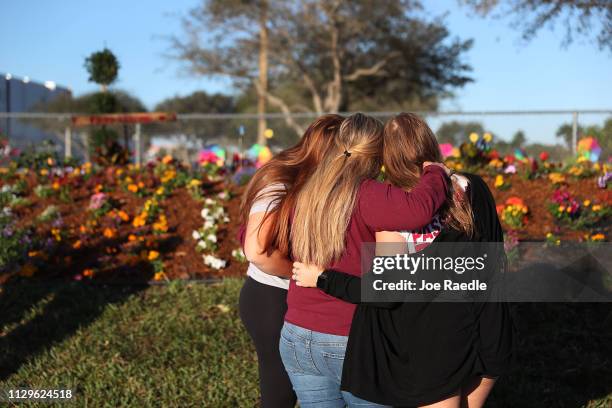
[
  {"x1": 240, "y1": 114, "x2": 344, "y2": 256},
  {"x1": 291, "y1": 113, "x2": 383, "y2": 266},
  {"x1": 383, "y1": 112, "x2": 475, "y2": 237}
]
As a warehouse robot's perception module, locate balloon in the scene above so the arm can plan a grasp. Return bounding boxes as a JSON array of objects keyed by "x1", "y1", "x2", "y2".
[
  {"x1": 577, "y1": 136, "x2": 602, "y2": 162},
  {"x1": 514, "y1": 147, "x2": 527, "y2": 162},
  {"x1": 439, "y1": 143, "x2": 455, "y2": 158},
  {"x1": 257, "y1": 146, "x2": 272, "y2": 166}
]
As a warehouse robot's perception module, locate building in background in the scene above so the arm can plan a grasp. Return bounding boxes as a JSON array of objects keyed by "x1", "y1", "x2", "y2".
[{"x1": 0, "y1": 72, "x2": 71, "y2": 149}]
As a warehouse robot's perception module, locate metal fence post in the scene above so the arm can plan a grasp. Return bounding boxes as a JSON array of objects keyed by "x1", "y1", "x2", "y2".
[
  {"x1": 64, "y1": 126, "x2": 72, "y2": 160},
  {"x1": 134, "y1": 123, "x2": 142, "y2": 167},
  {"x1": 571, "y1": 111, "x2": 578, "y2": 155}
]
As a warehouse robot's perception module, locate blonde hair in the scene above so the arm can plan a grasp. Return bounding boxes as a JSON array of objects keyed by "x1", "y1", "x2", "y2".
[
  {"x1": 291, "y1": 113, "x2": 383, "y2": 266},
  {"x1": 383, "y1": 113, "x2": 475, "y2": 237}
]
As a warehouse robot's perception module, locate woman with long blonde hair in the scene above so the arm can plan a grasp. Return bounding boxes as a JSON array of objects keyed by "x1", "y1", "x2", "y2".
[
  {"x1": 292, "y1": 113, "x2": 513, "y2": 408},
  {"x1": 239, "y1": 114, "x2": 344, "y2": 408},
  {"x1": 279, "y1": 113, "x2": 451, "y2": 407}
]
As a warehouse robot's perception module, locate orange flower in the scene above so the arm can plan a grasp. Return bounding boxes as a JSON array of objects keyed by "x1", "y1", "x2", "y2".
[
  {"x1": 128, "y1": 234, "x2": 137, "y2": 242},
  {"x1": 117, "y1": 210, "x2": 129, "y2": 222},
  {"x1": 72, "y1": 240, "x2": 82, "y2": 249},
  {"x1": 148, "y1": 250, "x2": 160, "y2": 261},
  {"x1": 128, "y1": 184, "x2": 139, "y2": 193},
  {"x1": 52, "y1": 181, "x2": 60, "y2": 190},
  {"x1": 103, "y1": 228, "x2": 116, "y2": 239},
  {"x1": 505, "y1": 197, "x2": 525, "y2": 207},
  {"x1": 83, "y1": 268, "x2": 95, "y2": 278},
  {"x1": 153, "y1": 271, "x2": 166, "y2": 281}
]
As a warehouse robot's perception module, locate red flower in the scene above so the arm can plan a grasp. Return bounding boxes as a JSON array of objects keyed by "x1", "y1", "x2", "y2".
[
  {"x1": 505, "y1": 155, "x2": 515, "y2": 164},
  {"x1": 506, "y1": 197, "x2": 525, "y2": 206},
  {"x1": 539, "y1": 151, "x2": 549, "y2": 162}
]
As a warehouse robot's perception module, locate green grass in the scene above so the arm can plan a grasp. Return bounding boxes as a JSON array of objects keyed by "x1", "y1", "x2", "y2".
[
  {"x1": 0, "y1": 279, "x2": 258, "y2": 407},
  {"x1": 0, "y1": 278, "x2": 610, "y2": 407}
]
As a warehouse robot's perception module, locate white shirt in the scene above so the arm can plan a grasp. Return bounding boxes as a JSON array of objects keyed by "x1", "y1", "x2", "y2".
[{"x1": 246, "y1": 183, "x2": 290, "y2": 290}]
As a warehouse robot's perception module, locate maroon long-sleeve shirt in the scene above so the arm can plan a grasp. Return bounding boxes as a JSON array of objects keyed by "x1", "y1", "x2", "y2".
[{"x1": 285, "y1": 166, "x2": 450, "y2": 335}]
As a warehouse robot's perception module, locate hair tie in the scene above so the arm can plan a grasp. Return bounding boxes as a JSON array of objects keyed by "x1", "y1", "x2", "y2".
[{"x1": 343, "y1": 150, "x2": 352, "y2": 157}]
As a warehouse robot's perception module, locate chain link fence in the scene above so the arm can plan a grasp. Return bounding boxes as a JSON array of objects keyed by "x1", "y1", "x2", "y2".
[{"x1": 1, "y1": 110, "x2": 611, "y2": 165}]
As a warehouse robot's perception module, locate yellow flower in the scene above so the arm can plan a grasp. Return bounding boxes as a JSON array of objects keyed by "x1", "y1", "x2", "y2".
[
  {"x1": 40, "y1": 169, "x2": 49, "y2": 176},
  {"x1": 28, "y1": 250, "x2": 41, "y2": 258},
  {"x1": 549, "y1": 173, "x2": 566, "y2": 185},
  {"x1": 128, "y1": 184, "x2": 139, "y2": 193},
  {"x1": 148, "y1": 250, "x2": 160, "y2": 261},
  {"x1": 558, "y1": 205, "x2": 565, "y2": 212},
  {"x1": 469, "y1": 132, "x2": 479, "y2": 143},
  {"x1": 592, "y1": 205, "x2": 602, "y2": 212},
  {"x1": 583, "y1": 200, "x2": 591, "y2": 207},
  {"x1": 591, "y1": 233, "x2": 605, "y2": 242},
  {"x1": 489, "y1": 158, "x2": 503, "y2": 168},
  {"x1": 51, "y1": 228, "x2": 62, "y2": 241},
  {"x1": 52, "y1": 181, "x2": 60, "y2": 190},
  {"x1": 483, "y1": 132, "x2": 493, "y2": 143},
  {"x1": 546, "y1": 232, "x2": 552, "y2": 238},
  {"x1": 153, "y1": 271, "x2": 166, "y2": 281},
  {"x1": 188, "y1": 179, "x2": 202, "y2": 188},
  {"x1": 565, "y1": 207, "x2": 572, "y2": 213},
  {"x1": 494, "y1": 175, "x2": 504, "y2": 188},
  {"x1": 155, "y1": 187, "x2": 165, "y2": 196}
]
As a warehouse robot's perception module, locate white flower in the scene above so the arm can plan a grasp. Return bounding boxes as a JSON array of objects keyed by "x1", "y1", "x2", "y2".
[
  {"x1": 192, "y1": 230, "x2": 201, "y2": 240},
  {"x1": 204, "y1": 198, "x2": 216, "y2": 205},
  {"x1": 203, "y1": 254, "x2": 227, "y2": 269},
  {"x1": 223, "y1": 216, "x2": 230, "y2": 223},
  {"x1": 204, "y1": 219, "x2": 215, "y2": 229},
  {"x1": 206, "y1": 234, "x2": 217, "y2": 243},
  {"x1": 197, "y1": 240, "x2": 208, "y2": 249},
  {"x1": 218, "y1": 191, "x2": 228, "y2": 200},
  {"x1": 200, "y1": 208, "x2": 210, "y2": 219}
]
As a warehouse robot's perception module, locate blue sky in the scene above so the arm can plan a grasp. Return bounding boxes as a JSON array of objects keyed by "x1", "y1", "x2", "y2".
[{"x1": 1, "y1": 0, "x2": 611, "y2": 144}]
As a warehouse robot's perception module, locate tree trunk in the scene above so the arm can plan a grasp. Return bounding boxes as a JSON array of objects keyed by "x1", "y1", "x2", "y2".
[{"x1": 257, "y1": 0, "x2": 269, "y2": 145}]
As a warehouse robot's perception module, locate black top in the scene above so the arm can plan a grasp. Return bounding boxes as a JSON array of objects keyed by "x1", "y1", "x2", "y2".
[{"x1": 317, "y1": 173, "x2": 514, "y2": 406}]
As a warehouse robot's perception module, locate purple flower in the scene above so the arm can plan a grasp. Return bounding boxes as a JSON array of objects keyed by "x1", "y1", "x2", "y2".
[{"x1": 597, "y1": 172, "x2": 611, "y2": 189}]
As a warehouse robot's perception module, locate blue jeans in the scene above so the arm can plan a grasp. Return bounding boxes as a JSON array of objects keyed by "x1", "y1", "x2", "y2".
[{"x1": 279, "y1": 321, "x2": 390, "y2": 408}]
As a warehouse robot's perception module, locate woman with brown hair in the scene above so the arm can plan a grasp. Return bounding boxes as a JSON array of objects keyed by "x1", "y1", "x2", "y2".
[
  {"x1": 279, "y1": 113, "x2": 452, "y2": 407},
  {"x1": 238, "y1": 114, "x2": 344, "y2": 408},
  {"x1": 292, "y1": 112, "x2": 513, "y2": 407}
]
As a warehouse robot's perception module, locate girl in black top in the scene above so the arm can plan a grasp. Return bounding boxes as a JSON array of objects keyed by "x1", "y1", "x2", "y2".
[{"x1": 292, "y1": 114, "x2": 514, "y2": 407}]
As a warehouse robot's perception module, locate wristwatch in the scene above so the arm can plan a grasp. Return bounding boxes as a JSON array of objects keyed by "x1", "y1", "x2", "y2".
[{"x1": 316, "y1": 270, "x2": 329, "y2": 289}]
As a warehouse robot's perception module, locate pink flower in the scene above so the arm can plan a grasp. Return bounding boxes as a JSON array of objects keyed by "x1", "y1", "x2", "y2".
[{"x1": 89, "y1": 193, "x2": 107, "y2": 210}]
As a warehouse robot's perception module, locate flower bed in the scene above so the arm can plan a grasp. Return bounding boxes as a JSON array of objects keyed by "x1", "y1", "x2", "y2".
[
  {"x1": 0, "y1": 155, "x2": 248, "y2": 284},
  {"x1": 0, "y1": 134, "x2": 610, "y2": 284}
]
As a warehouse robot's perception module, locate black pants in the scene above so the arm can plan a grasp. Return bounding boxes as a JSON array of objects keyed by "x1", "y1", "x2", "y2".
[{"x1": 239, "y1": 277, "x2": 297, "y2": 408}]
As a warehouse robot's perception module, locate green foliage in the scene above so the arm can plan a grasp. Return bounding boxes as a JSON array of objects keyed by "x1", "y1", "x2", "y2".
[{"x1": 84, "y1": 48, "x2": 120, "y2": 88}]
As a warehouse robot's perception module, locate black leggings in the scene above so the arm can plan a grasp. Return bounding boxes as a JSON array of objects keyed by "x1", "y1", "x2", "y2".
[{"x1": 239, "y1": 277, "x2": 297, "y2": 408}]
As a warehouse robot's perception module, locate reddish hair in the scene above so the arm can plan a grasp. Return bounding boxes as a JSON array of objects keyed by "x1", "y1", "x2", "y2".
[{"x1": 240, "y1": 114, "x2": 344, "y2": 256}]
